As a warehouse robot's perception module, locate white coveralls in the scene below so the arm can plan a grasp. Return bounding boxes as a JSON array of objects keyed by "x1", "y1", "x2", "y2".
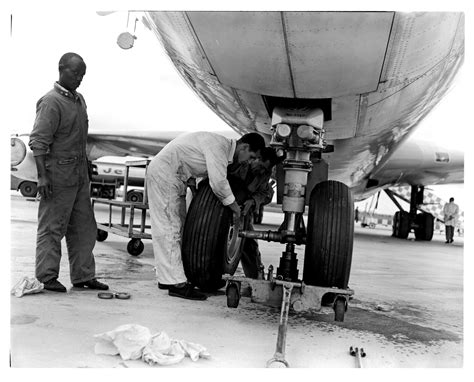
[{"x1": 147, "y1": 132, "x2": 236, "y2": 285}]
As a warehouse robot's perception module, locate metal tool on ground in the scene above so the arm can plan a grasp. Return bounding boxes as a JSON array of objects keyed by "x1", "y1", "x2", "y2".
[
  {"x1": 98, "y1": 291, "x2": 131, "y2": 300},
  {"x1": 266, "y1": 282, "x2": 293, "y2": 368},
  {"x1": 349, "y1": 346, "x2": 366, "y2": 368}
]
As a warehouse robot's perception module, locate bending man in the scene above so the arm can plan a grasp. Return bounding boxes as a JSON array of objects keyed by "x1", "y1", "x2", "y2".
[{"x1": 147, "y1": 131, "x2": 265, "y2": 300}]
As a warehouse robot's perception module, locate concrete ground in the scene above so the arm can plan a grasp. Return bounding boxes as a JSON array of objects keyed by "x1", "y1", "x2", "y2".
[{"x1": 10, "y1": 193, "x2": 464, "y2": 368}]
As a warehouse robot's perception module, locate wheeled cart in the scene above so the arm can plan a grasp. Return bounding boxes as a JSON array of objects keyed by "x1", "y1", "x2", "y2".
[{"x1": 92, "y1": 159, "x2": 151, "y2": 256}]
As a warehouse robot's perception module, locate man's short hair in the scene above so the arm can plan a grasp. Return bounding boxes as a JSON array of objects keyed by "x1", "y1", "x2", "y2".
[
  {"x1": 260, "y1": 147, "x2": 279, "y2": 166},
  {"x1": 449, "y1": 197, "x2": 454, "y2": 202},
  {"x1": 238, "y1": 132, "x2": 265, "y2": 153},
  {"x1": 59, "y1": 52, "x2": 84, "y2": 71}
]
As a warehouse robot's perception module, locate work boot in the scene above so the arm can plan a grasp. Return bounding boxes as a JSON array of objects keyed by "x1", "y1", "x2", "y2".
[
  {"x1": 43, "y1": 279, "x2": 67, "y2": 293},
  {"x1": 73, "y1": 278, "x2": 109, "y2": 290},
  {"x1": 168, "y1": 283, "x2": 207, "y2": 301}
]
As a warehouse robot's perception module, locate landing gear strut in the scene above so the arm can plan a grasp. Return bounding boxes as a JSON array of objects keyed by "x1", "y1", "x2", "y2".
[{"x1": 385, "y1": 185, "x2": 434, "y2": 241}]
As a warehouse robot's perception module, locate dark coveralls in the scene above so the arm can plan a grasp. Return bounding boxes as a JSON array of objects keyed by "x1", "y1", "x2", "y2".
[
  {"x1": 29, "y1": 82, "x2": 97, "y2": 284},
  {"x1": 228, "y1": 162, "x2": 274, "y2": 278}
]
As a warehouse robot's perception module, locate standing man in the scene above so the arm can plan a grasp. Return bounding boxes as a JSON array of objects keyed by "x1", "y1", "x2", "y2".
[
  {"x1": 147, "y1": 131, "x2": 265, "y2": 300},
  {"x1": 29, "y1": 52, "x2": 108, "y2": 292},
  {"x1": 443, "y1": 197, "x2": 459, "y2": 244}
]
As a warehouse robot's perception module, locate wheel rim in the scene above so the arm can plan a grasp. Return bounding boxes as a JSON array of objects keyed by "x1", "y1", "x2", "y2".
[{"x1": 225, "y1": 224, "x2": 242, "y2": 264}]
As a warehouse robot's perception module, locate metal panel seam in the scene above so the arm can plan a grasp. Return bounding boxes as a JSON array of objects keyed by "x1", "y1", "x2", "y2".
[
  {"x1": 377, "y1": 12, "x2": 396, "y2": 89},
  {"x1": 280, "y1": 12, "x2": 297, "y2": 98},
  {"x1": 183, "y1": 12, "x2": 219, "y2": 80}
]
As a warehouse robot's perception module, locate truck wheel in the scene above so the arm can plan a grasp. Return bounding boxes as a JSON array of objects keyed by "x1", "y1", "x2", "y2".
[
  {"x1": 182, "y1": 180, "x2": 240, "y2": 291},
  {"x1": 127, "y1": 190, "x2": 143, "y2": 203},
  {"x1": 19, "y1": 181, "x2": 38, "y2": 197},
  {"x1": 414, "y1": 212, "x2": 434, "y2": 241},
  {"x1": 303, "y1": 180, "x2": 354, "y2": 289}
]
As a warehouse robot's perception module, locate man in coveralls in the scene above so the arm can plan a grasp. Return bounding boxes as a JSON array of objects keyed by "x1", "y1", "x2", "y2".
[
  {"x1": 147, "y1": 131, "x2": 265, "y2": 300},
  {"x1": 228, "y1": 147, "x2": 279, "y2": 278},
  {"x1": 29, "y1": 52, "x2": 108, "y2": 293}
]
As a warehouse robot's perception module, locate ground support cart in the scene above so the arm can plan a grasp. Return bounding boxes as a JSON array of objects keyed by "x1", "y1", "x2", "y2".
[
  {"x1": 223, "y1": 271, "x2": 353, "y2": 367},
  {"x1": 92, "y1": 159, "x2": 151, "y2": 256}
]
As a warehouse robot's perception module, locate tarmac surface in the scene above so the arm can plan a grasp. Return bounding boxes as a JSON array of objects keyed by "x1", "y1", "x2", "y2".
[{"x1": 9, "y1": 193, "x2": 464, "y2": 368}]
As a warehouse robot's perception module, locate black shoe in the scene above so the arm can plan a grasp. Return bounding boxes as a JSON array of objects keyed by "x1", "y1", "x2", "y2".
[
  {"x1": 158, "y1": 283, "x2": 173, "y2": 290},
  {"x1": 168, "y1": 283, "x2": 207, "y2": 301},
  {"x1": 43, "y1": 279, "x2": 67, "y2": 293},
  {"x1": 445, "y1": 240, "x2": 450, "y2": 244},
  {"x1": 73, "y1": 278, "x2": 109, "y2": 290},
  {"x1": 450, "y1": 239, "x2": 454, "y2": 243}
]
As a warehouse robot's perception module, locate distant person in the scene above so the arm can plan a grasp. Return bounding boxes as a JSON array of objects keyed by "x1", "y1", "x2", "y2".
[
  {"x1": 147, "y1": 131, "x2": 265, "y2": 300},
  {"x1": 443, "y1": 197, "x2": 459, "y2": 244},
  {"x1": 28, "y1": 52, "x2": 109, "y2": 293},
  {"x1": 355, "y1": 207, "x2": 359, "y2": 223}
]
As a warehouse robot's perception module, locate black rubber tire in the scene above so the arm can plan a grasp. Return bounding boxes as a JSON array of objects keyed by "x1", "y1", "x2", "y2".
[
  {"x1": 393, "y1": 211, "x2": 410, "y2": 239},
  {"x1": 127, "y1": 190, "x2": 143, "y2": 203},
  {"x1": 19, "y1": 181, "x2": 38, "y2": 197},
  {"x1": 127, "y1": 238, "x2": 144, "y2": 256},
  {"x1": 96, "y1": 229, "x2": 108, "y2": 242},
  {"x1": 303, "y1": 180, "x2": 354, "y2": 289},
  {"x1": 226, "y1": 282, "x2": 240, "y2": 308},
  {"x1": 334, "y1": 298, "x2": 346, "y2": 322},
  {"x1": 414, "y1": 212, "x2": 434, "y2": 241},
  {"x1": 182, "y1": 180, "x2": 236, "y2": 291}
]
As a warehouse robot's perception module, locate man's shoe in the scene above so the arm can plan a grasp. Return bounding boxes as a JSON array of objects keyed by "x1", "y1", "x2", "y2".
[
  {"x1": 168, "y1": 283, "x2": 207, "y2": 301},
  {"x1": 73, "y1": 278, "x2": 109, "y2": 290},
  {"x1": 43, "y1": 279, "x2": 67, "y2": 293},
  {"x1": 445, "y1": 240, "x2": 450, "y2": 244},
  {"x1": 158, "y1": 283, "x2": 173, "y2": 290}
]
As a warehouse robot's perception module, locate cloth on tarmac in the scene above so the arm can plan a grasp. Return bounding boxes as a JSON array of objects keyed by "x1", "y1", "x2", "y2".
[
  {"x1": 147, "y1": 131, "x2": 236, "y2": 285},
  {"x1": 94, "y1": 324, "x2": 210, "y2": 366},
  {"x1": 11, "y1": 276, "x2": 44, "y2": 297}
]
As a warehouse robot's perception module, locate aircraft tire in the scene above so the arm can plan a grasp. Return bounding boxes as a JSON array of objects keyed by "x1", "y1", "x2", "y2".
[
  {"x1": 19, "y1": 181, "x2": 38, "y2": 197},
  {"x1": 182, "y1": 180, "x2": 238, "y2": 291},
  {"x1": 414, "y1": 212, "x2": 434, "y2": 241},
  {"x1": 393, "y1": 211, "x2": 410, "y2": 239},
  {"x1": 303, "y1": 180, "x2": 354, "y2": 289}
]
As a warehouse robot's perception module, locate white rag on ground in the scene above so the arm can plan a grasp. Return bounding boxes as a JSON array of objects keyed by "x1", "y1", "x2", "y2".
[
  {"x1": 11, "y1": 276, "x2": 44, "y2": 297},
  {"x1": 94, "y1": 324, "x2": 211, "y2": 366}
]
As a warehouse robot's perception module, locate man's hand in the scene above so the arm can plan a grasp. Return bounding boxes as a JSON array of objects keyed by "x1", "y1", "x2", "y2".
[
  {"x1": 242, "y1": 199, "x2": 255, "y2": 216},
  {"x1": 228, "y1": 201, "x2": 241, "y2": 226},
  {"x1": 37, "y1": 175, "x2": 53, "y2": 200},
  {"x1": 34, "y1": 155, "x2": 52, "y2": 200}
]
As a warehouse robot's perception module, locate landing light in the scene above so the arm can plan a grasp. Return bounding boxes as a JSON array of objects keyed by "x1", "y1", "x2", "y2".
[{"x1": 276, "y1": 124, "x2": 291, "y2": 139}]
